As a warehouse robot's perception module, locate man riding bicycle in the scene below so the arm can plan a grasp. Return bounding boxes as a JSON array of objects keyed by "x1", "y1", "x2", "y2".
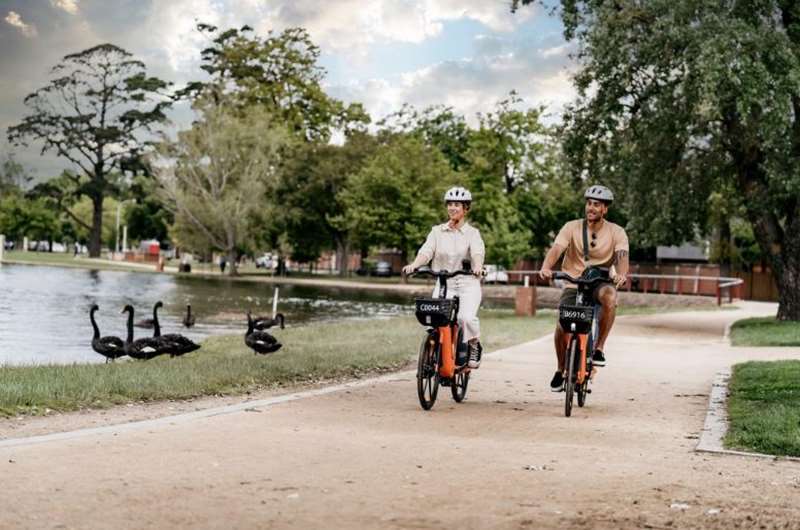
[
  {"x1": 539, "y1": 185, "x2": 630, "y2": 391},
  {"x1": 402, "y1": 186, "x2": 485, "y2": 369}
]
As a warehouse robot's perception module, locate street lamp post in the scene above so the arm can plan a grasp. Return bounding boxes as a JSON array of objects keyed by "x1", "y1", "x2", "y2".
[{"x1": 115, "y1": 202, "x2": 122, "y2": 255}]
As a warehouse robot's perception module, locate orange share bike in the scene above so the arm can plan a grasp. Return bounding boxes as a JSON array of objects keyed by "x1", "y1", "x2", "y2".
[
  {"x1": 410, "y1": 267, "x2": 475, "y2": 410},
  {"x1": 552, "y1": 268, "x2": 613, "y2": 417}
]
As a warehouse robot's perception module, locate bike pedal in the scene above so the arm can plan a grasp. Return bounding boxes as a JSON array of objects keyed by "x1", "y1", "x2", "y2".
[{"x1": 586, "y1": 389, "x2": 592, "y2": 394}]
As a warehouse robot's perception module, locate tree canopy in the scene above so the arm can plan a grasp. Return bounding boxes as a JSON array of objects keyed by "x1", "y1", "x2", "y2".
[
  {"x1": 513, "y1": 0, "x2": 800, "y2": 319},
  {"x1": 153, "y1": 94, "x2": 289, "y2": 276},
  {"x1": 7, "y1": 44, "x2": 171, "y2": 256}
]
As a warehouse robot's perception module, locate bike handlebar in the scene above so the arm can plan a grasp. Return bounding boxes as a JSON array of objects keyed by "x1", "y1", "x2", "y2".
[
  {"x1": 552, "y1": 270, "x2": 613, "y2": 286},
  {"x1": 410, "y1": 267, "x2": 476, "y2": 280}
]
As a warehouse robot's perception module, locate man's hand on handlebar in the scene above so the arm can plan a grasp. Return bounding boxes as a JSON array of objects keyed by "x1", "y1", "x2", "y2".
[
  {"x1": 539, "y1": 268, "x2": 553, "y2": 281},
  {"x1": 612, "y1": 273, "x2": 627, "y2": 289}
]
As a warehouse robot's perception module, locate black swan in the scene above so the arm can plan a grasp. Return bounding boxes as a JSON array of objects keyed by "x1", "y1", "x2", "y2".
[
  {"x1": 151, "y1": 301, "x2": 200, "y2": 357},
  {"x1": 121, "y1": 305, "x2": 171, "y2": 360},
  {"x1": 135, "y1": 300, "x2": 161, "y2": 329},
  {"x1": 89, "y1": 304, "x2": 125, "y2": 363},
  {"x1": 245, "y1": 311, "x2": 282, "y2": 354},
  {"x1": 183, "y1": 304, "x2": 195, "y2": 328},
  {"x1": 253, "y1": 312, "x2": 285, "y2": 331}
]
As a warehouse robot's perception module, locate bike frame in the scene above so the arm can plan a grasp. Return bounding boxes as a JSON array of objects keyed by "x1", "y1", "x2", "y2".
[
  {"x1": 416, "y1": 269, "x2": 472, "y2": 379},
  {"x1": 432, "y1": 276, "x2": 467, "y2": 379}
]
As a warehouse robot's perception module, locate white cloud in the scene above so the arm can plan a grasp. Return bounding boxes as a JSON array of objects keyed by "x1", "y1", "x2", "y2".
[
  {"x1": 5, "y1": 11, "x2": 38, "y2": 38},
  {"x1": 329, "y1": 36, "x2": 577, "y2": 126},
  {"x1": 139, "y1": 0, "x2": 226, "y2": 75},
  {"x1": 50, "y1": 0, "x2": 79, "y2": 15},
  {"x1": 540, "y1": 43, "x2": 570, "y2": 59},
  {"x1": 424, "y1": 0, "x2": 534, "y2": 33},
  {"x1": 257, "y1": 0, "x2": 535, "y2": 58}
]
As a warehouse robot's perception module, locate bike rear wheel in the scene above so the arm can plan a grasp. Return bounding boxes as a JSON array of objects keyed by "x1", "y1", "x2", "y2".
[
  {"x1": 417, "y1": 333, "x2": 440, "y2": 410},
  {"x1": 451, "y1": 370, "x2": 470, "y2": 402},
  {"x1": 577, "y1": 381, "x2": 588, "y2": 407},
  {"x1": 564, "y1": 337, "x2": 578, "y2": 417}
]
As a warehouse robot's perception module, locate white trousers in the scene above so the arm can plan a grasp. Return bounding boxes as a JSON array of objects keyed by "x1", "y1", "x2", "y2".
[{"x1": 433, "y1": 276, "x2": 482, "y2": 341}]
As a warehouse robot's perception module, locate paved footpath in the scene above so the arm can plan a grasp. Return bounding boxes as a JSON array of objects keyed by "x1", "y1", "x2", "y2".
[{"x1": 1, "y1": 302, "x2": 799, "y2": 529}]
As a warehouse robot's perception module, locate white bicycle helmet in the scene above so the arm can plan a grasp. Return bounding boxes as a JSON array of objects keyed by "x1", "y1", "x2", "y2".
[
  {"x1": 444, "y1": 186, "x2": 472, "y2": 202},
  {"x1": 584, "y1": 184, "x2": 614, "y2": 203}
]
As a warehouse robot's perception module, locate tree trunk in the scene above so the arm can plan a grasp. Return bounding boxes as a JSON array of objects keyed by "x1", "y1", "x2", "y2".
[
  {"x1": 226, "y1": 248, "x2": 238, "y2": 277},
  {"x1": 336, "y1": 236, "x2": 349, "y2": 277},
  {"x1": 718, "y1": 217, "x2": 732, "y2": 276},
  {"x1": 774, "y1": 223, "x2": 800, "y2": 320},
  {"x1": 89, "y1": 194, "x2": 103, "y2": 258}
]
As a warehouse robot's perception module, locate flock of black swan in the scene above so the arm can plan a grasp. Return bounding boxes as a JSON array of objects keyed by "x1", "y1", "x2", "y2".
[{"x1": 90, "y1": 302, "x2": 286, "y2": 362}]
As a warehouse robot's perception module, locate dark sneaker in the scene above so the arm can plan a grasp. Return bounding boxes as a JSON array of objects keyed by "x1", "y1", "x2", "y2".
[
  {"x1": 592, "y1": 349, "x2": 606, "y2": 367},
  {"x1": 468, "y1": 341, "x2": 482, "y2": 369},
  {"x1": 550, "y1": 371, "x2": 564, "y2": 392}
]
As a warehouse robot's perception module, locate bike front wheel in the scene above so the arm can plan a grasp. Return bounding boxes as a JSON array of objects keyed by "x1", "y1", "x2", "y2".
[
  {"x1": 417, "y1": 333, "x2": 440, "y2": 410},
  {"x1": 577, "y1": 360, "x2": 591, "y2": 407},
  {"x1": 564, "y1": 337, "x2": 578, "y2": 417},
  {"x1": 451, "y1": 370, "x2": 470, "y2": 402}
]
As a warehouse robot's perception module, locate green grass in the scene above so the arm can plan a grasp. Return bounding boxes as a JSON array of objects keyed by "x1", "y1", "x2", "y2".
[
  {"x1": 0, "y1": 310, "x2": 555, "y2": 417},
  {"x1": 729, "y1": 317, "x2": 800, "y2": 347},
  {"x1": 2, "y1": 250, "x2": 155, "y2": 272},
  {"x1": 725, "y1": 360, "x2": 800, "y2": 457}
]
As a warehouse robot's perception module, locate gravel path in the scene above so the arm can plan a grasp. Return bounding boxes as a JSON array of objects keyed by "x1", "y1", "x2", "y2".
[{"x1": 1, "y1": 302, "x2": 798, "y2": 529}]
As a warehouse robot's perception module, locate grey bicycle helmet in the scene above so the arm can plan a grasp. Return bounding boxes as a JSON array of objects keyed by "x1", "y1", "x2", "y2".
[{"x1": 584, "y1": 184, "x2": 614, "y2": 204}]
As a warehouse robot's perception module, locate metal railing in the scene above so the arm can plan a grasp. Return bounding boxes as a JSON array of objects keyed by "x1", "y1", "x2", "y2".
[{"x1": 504, "y1": 270, "x2": 745, "y2": 306}]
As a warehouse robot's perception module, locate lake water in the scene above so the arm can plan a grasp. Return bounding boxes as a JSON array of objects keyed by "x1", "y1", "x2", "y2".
[{"x1": 0, "y1": 263, "x2": 427, "y2": 366}]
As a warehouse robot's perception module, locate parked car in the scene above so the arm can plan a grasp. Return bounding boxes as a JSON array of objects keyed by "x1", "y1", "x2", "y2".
[
  {"x1": 372, "y1": 260, "x2": 393, "y2": 277},
  {"x1": 484, "y1": 264, "x2": 509, "y2": 284}
]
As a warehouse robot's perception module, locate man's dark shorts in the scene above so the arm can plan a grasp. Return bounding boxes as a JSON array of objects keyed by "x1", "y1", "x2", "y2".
[{"x1": 558, "y1": 285, "x2": 617, "y2": 308}]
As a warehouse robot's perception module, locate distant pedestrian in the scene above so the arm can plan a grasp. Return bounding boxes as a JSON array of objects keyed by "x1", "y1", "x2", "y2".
[{"x1": 220, "y1": 256, "x2": 227, "y2": 274}]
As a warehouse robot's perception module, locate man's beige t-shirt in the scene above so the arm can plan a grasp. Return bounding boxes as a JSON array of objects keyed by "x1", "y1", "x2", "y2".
[{"x1": 554, "y1": 219, "x2": 629, "y2": 281}]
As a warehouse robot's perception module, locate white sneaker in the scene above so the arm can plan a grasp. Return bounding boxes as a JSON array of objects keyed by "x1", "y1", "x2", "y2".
[{"x1": 467, "y1": 341, "x2": 482, "y2": 369}]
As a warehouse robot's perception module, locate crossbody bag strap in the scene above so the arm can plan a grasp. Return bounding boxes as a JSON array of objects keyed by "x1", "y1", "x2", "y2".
[{"x1": 582, "y1": 219, "x2": 590, "y2": 263}]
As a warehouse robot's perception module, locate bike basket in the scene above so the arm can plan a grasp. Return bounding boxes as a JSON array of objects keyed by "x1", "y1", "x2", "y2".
[
  {"x1": 415, "y1": 298, "x2": 456, "y2": 327},
  {"x1": 558, "y1": 304, "x2": 594, "y2": 334}
]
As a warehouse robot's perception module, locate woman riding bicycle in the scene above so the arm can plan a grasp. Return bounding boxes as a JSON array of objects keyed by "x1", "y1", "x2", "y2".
[{"x1": 402, "y1": 186, "x2": 486, "y2": 368}]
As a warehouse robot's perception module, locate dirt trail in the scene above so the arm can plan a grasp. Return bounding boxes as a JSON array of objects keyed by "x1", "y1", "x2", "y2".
[{"x1": 1, "y1": 302, "x2": 799, "y2": 529}]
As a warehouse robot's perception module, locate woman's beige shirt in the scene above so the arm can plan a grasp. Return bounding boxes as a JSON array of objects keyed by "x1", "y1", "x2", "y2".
[{"x1": 414, "y1": 222, "x2": 485, "y2": 271}]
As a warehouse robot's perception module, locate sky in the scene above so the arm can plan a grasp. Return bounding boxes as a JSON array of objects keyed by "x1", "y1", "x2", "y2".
[{"x1": 0, "y1": 0, "x2": 577, "y2": 181}]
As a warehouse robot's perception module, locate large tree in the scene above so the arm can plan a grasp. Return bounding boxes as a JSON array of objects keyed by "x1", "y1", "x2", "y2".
[
  {"x1": 7, "y1": 44, "x2": 171, "y2": 257},
  {"x1": 333, "y1": 135, "x2": 459, "y2": 263},
  {"x1": 514, "y1": 0, "x2": 800, "y2": 320},
  {"x1": 153, "y1": 96, "x2": 289, "y2": 276},
  {"x1": 276, "y1": 132, "x2": 378, "y2": 273},
  {"x1": 179, "y1": 24, "x2": 368, "y2": 142}
]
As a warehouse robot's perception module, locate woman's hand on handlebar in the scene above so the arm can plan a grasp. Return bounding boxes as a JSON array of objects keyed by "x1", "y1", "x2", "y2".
[{"x1": 402, "y1": 264, "x2": 416, "y2": 276}]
